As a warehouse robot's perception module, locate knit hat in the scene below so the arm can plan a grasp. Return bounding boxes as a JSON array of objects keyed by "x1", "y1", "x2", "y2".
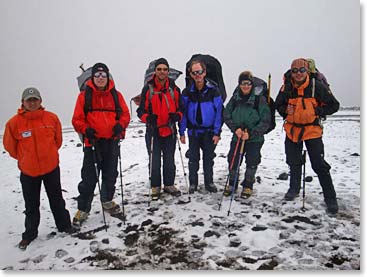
[
  {"x1": 238, "y1": 71, "x2": 253, "y2": 84},
  {"x1": 22, "y1": 87, "x2": 42, "y2": 101},
  {"x1": 154, "y1": 58, "x2": 169, "y2": 69},
  {"x1": 291, "y1": 58, "x2": 309, "y2": 70},
  {"x1": 92, "y1": 62, "x2": 109, "y2": 76}
]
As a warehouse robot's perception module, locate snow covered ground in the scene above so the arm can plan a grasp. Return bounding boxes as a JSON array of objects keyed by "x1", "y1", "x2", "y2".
[{"x1": 0, "y1": 110, "x2": 360, "y2": 270}]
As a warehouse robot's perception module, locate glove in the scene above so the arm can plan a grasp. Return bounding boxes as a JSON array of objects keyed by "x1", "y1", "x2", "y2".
[
  {"x1": 85, "y1": 127, "x2": 96, "y2": 141},
  {"x1": 169, "y1": 112, "x2": 180, "y2": 123},
  {"x1": 112, "y1": 123, "x2": 124, "y2": 137},
  {"x1": 146, "y1": 114, "x2": 158, "y2": 126}
]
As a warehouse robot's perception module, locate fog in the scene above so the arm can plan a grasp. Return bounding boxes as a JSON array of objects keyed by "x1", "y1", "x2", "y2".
[{"x1": 0, "y1": 0, "x2": 360, "y2": 129}]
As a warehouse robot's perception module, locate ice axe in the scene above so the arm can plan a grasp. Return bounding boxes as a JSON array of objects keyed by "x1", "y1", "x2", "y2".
[{"x1": 301, "y1": 150, "x2": 307, "y2": 212}]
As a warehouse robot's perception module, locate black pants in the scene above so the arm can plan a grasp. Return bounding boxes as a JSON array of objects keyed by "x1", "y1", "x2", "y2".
[
  {"x1": 188, "y1": 132, "x2": 217, "y2": 186},
  {"x1": 145, "y1": 132, "x2": 176, "y2": 187},
  {"x1": 227, "y1": 138, "x2": 263, "y2": 189},
  {"x1": 285, "y1": 136, "x2": 336, "y2": 201},
  {"x1": 77, "y1": 139, "x2": 119, "y2": 212},
  {"x1": 20, "y1": 166, "x2": 71, "y2": 241}
]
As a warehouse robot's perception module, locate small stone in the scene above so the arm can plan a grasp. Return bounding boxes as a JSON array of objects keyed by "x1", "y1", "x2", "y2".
[
  {"x1": 102, "y1": 238, "x2": 109, "y2": 244},
  {"x1": 229, "y1": 237, "x2": 241, "y2": 247},
  {"x1": 89, "y1": 241, "x2": 100, "y2": 253},
  {"x1": 277, "y1": 172, "x2": 289, "y2": 180},
  {"x1": 76, "y1": 143, "x2": 82, "y2": 147},
  {"x1": 55, "y1": 249, "x2": 68, "y2": 258},
  {"x1": 305, "y1": 176, "x2": 313, "y2": 182},
  {"x1": 64, "y1": 257, "x2": 75, "y2": 263}
]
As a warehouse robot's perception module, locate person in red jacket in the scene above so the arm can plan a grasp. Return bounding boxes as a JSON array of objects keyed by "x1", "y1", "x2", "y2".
[
  {"x1": 137, "y1": 58, "x2": 183, "y2": 200},
  {"x1": 72, "y1": 63, "x2": 130, "y2": 225},
  {"x1": 3, "y1": 87, "x2": 73, "y2": 250}
]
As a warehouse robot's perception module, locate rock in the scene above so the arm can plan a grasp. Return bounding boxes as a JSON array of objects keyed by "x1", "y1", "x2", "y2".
[
  {"x1": 32, "y1": 254, "x2": 47, "y2": 264},
  {"x1": 102, "y1": 238, "x2": 109, "y2": 244},
  {"x1": 257, "y1": 258, "x2": 278, "y2": 270},
  {"x1": 277, "y1": 172, "x2": 289, "y2": 180},
  {"x1": 305, "y1": 176, "x2": 313, "y2": 182},
  {"x1": 279, "y1": 231, "x2": 291, "y2": 240},
  {"x1": 46, "y1": 231, "x2": 57, "y2": 239},
  {"x1": 64, "y1": 257, "x2": 75, "y2": 263},
  {"x1": 55, "y1": 249, "x2": 68, "y2": 258},
  {"x1": 229, "y1": 237, "x2": 241, "y2": 247},
  {"x1": 141, "y1": 219, "x2": 153, "y2": 227},
  {"x1": 252, "y1": 225, "x2": 268, "y2": 231},
  {"x1": 203, "y1": 230, "x2": 221, "y2": 238},
  {"x1": 138, "y1": 130, "x2": 144, "y2": 134},
  {"x1": 76, "y1": 143, "x2": 82, "y2": 147},
  {"x1": 351, "y1": 153, "x2": 360, "y2": 156},
  {"x1": 256, "y1": 176, "x2": 261, "y2": 183},
  {"x1": 89, "y1": 240, "x2": 100, "y2": 253},
  {"x1": 125, "y1": 232, "x2": 139, "y2": 247}
]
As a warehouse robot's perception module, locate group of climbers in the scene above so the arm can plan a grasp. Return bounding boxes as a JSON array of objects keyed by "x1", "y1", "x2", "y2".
[{"x1": 3, "y1": 57, "x2": 340, "y2": 251}]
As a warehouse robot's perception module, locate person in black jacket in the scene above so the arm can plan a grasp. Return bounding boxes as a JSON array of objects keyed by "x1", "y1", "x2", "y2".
[{"x1": 275, "y1": 58, "x2": 340, "y2": 214}]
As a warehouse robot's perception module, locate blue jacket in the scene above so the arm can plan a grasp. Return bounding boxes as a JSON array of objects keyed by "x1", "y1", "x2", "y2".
[{"x1": 179, "y1": 81, "x2": 223, "y2": 136}]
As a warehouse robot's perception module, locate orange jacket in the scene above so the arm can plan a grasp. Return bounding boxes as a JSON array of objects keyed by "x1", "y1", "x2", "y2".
[
  {"x1": 137, "y1": 76, "x2": 182, "y2": 137},
  {"x1": 3, "y1": 107, "x2": 62, "y2": 177},
  {"x1": 72, "y1": 79, "x2": 130, "y2": 145}
]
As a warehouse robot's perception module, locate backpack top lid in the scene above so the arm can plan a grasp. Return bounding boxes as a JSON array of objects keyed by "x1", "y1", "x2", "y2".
[
  {"x1": 77, "y1": 67, "x2": 113, "y2": 91},
  {"x1": 144, "y1": 59, "x2": 182, "y2": 85},
  {"x1": 185, "y1": 54, "x2": 227, "y2": 102}
]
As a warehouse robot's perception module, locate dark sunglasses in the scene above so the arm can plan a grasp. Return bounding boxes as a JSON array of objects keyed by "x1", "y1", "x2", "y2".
[
  {"x1": 291, "y1": 67, "x2": 307, "y2": 74},
  {"x1": 94, "y1": 72, "x2": 108, "y2": 78},
  {"x1": 156, "y1": 67, "x2": 168, "y2": 72},
  {"x1": 240, "y1": 80, "x2": 253, "y2": 86},
  {"x1": 191, "y1": 69, "x2": 205, "y2": 76}
]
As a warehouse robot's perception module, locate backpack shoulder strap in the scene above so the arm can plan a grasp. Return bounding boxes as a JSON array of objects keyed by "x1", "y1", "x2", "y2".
[
  {"x1": 84, "y1": 86, "x2": 93, "y2": 116},
  {"x1": 110, "y1": 87, "x2": 122, "y2": 120},
  {"x1": 254, "y1": 95, "x2": 260, "y2": 111}
]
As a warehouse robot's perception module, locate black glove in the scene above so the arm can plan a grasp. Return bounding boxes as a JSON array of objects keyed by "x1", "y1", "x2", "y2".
[
  {"x1": 112, "y1": 123, "x2": 124, "y2": 137},
  {"x1": 146, "y1": 114, "x2": 158, "y2": 126},
  {"x1": 85, "y1": 127, "x2": 96, "y2": 141},
  {"x1": 169, "y1": 112, "x2": 180, "y2": 123}
]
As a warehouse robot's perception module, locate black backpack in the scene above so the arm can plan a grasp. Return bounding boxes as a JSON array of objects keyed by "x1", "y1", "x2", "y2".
[{"x1": 185, "y1": 54, "x2": 227, "y2": 102}]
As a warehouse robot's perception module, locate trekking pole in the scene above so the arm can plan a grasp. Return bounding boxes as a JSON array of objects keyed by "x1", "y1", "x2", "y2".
[
  {"x1": 267, "y1": 73, "x2": 271, "y2": 104},
  {"x1": 175, "y1": 129, "x2": 190, "y2": 202},
  {"x1": 218, "y1": 138, "x2": 241, "y2": 211},
  {"x1": 91, "y1": 143, "x2": 108, "y2": 232},
  {"x1": 117, "y1": 140, "x2": 126, "y2": 224},
  {"x1": 148, "y1": 132, "x2": 154, "y2": 207},
  {"x1": 227, "y1": 138, "x2": 246, "y2": 216},
  {"x1": 302, "y1": 150, "x2": 307, "y2": 211}
]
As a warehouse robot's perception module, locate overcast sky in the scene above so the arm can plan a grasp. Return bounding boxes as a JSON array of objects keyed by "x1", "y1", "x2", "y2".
[{"x1": 0, "y1": 0, "x2": 361, "y2": 129}]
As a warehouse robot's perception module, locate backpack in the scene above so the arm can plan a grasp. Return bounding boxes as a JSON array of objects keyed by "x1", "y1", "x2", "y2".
[
  {"x1": 185, "y1": 54, "x2": 227, "y2": 102},
  {"x1": 76, "y1": 65, "x2": 122, "y2": 120},
  {"x1": 233, "y1": 75, "x2": 276, "y2": 134}
]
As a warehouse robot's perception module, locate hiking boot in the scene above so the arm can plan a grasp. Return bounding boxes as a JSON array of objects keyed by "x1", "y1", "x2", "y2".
[
  {"x1": 18, "y1": 239, "x2": 31, "y2": 250},
  {"x1": 241, "y1": 187, "x2": 253, "y2": 199},
  {"x1": 325, "y1": 198, "x2": 339, "y2": 214},
  {"x1": 102, "y1": 201, "x2": 121, "y2": 215},
  {"x1": 163, "y1": 185, "x2": 181, "y2": 197},
  {"x1": 223, "y1": 186, "x2": 237, "y2": 197},
  {"x1": 205, "y1": 183, "x2": 218, "y2": 193},
  {"x1": 151, "y1": 187, "x2": 161, "y2": 201},
  {"x1": 189, "y1": 184, "x2": 197, "y2": 194},
  {"x1": 284, "y1": 189, "x2": 299, "y2": 201},
  {"x1": 73, "y1": 210, "x2": 89, "y2": 226}
]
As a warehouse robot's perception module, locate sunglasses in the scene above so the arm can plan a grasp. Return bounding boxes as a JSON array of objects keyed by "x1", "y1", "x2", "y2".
[
  {"x1": 191, "y1": 69, "x2": 205, "y2": 76},
  {"x1": 291, "y1": 67, "x2": 307, "y2": 74},
  {"x1": 156, "y1": 67, "x2": 168, "y2": 72},
  {"x1": 94, "y1": 72, "x2": 108, "y2": 78},
  {"x1": 240, "y1": 81, "x2": 253, "y2": 86}
]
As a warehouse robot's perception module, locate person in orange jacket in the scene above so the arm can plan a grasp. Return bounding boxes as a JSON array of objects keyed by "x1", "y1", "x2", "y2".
[
  {"x1": 275, "y1": 58, "x2": 340, "y2": 214},
  {"x1": 137, "y1": 58, "x2": 183, "y2": 201},
  {"x1": 72, "y1": 63, "x2": 130, "y2": 225},
  {"x1": 3, "y1": 87, "x2": 73, "y2": 250}
]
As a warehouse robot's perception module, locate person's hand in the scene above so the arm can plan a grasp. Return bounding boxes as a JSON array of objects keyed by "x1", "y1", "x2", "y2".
[
  {"x1": 146, "y1": 114, "x2": 158, "y2": 126},
  {"x1": 85, "y1": 127, "x2": 97, "y2": 143},
  {"x1": 235, "y1": 128, "x2": 243, "y2": 139},
  {"x1": 180, "y1": 135, "x2": 186, "y2": 144},
  {"x1": 112, "y1": 123, "x2": 124, "y2": 138},
  {"x1": 241, "y1": 130, "x2": 249, "y2": 141},
  {"x1": 213, "y1": 135, "x2": 220, "y2": 145},
  {"x1": 169, "y1": 112, "x2": 181, "y2": 123}
]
